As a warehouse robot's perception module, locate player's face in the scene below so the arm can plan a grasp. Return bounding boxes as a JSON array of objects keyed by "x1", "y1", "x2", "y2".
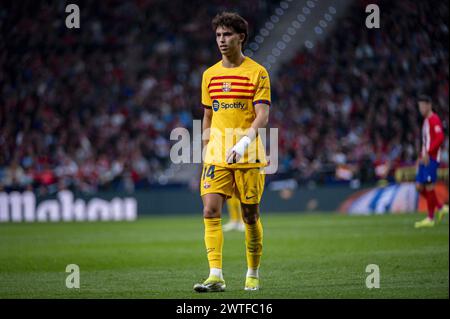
[
  {"x1": 418, "y1": 101, "x2": 431, "y2": 117},
  {"x1": 216, "y1": 26, "x2": 243, "y2": 55}
]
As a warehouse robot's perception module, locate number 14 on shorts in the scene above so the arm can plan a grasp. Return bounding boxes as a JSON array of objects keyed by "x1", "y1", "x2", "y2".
[{"x1": 202, "y1": 165, "x2": 216, "y2": 180}]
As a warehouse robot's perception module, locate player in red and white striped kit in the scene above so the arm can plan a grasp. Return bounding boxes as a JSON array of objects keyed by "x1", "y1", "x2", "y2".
[{"x1": 415, "y1": 95, "x2": 448, "y2": 228}]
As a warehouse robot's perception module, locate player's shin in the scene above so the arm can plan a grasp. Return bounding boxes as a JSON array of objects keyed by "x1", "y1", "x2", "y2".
[
  {"x1": 244, "y1": 217, "x2": 263, "y2": 277},
  {"x1": 425, "y1": 190, "x2": 437, "y2": 219},
  {"x1": 429, "y1": 189, "x2": 443, "y2": 210},
  {"x1": 204, "y1": 218, "x2": 224, "y2": 279}
]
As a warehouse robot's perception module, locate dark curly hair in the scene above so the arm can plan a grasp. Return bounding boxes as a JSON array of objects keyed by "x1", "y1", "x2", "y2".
[{"x1": 212, "y1": 12, "x2": 249, "y2": 45}]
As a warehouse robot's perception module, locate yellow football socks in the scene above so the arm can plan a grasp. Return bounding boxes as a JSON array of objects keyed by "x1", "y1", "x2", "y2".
[
  {"x1": 204, "y1": 216, "x2": 262, "y2": 279},
  {"x1": 244, "y1": 217, "x2": 263, "y2": 271},
  {"x1": 204, "y1": 218, "x2": 223, "y2": 269}
]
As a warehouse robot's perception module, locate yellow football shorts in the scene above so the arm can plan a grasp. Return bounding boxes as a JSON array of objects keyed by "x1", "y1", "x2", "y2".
[{"x1": 200, "y1": 164, "x2": 265, "y2": 204}]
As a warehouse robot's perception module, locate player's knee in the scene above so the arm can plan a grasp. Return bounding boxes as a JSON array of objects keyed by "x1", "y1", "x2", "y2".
[
  {"x1": 241, "y1": 204, "x2": 259, "y2": 224},
  {"x1": 203, "y1": 206, "x2": 221, "y2": 218},
  {"x1": 242, "y1": 214, "x2": 259, "y2": 224}
]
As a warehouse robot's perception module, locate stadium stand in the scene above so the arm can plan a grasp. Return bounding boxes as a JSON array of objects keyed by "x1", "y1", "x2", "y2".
[{"x1": 0, "y1": 0, "x2": 448, "y2": 194}]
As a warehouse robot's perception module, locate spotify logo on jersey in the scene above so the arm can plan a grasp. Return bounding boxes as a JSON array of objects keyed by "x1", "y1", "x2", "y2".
[
  {"x1": 212, "y1": 100, "x2": 245, "y2": 112},
  {"x1": 212, "y1": 100, "x2": 220, "y2": 112}
]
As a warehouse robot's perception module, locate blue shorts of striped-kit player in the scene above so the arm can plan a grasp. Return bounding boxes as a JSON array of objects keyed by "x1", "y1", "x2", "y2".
[{"x1": 415, "y1": 158, "x2": 439, "y2": 184}]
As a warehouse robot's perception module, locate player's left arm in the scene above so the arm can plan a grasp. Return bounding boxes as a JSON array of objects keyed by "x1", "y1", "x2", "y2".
[
  {"x1": 247, "y1": 103, "x2": 270, "y2": 140},
  {"x1": 226, "y1": 103, "x2": 270, "y2": 163},
  {"x1": 226, "y1": 68, "x2": 271, "y2": 163},
  {"x1": 428, "y1": 117, "x2": 445, "y2": 155},
  {"x1": 423, "y1": 117, "x2": 444, "y2": 165}
]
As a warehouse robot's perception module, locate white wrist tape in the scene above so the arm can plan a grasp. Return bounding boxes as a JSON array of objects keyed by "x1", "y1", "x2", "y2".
[{"x1": 232, "y1": 136, "x2": 251, "y2": 156}]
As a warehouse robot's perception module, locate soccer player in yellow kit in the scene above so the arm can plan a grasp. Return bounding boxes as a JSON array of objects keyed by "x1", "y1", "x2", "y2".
[{"x1": 194, "y1": 12, "x2": 271, "y2": 292}]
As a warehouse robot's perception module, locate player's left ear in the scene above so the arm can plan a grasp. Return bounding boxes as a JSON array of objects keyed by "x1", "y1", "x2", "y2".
[{"x1": 238, "y1": 33, "x2": 245, "y2": 45}]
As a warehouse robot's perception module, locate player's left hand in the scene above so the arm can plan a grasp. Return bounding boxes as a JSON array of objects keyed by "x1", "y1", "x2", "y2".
[
  {"x1": 226, "y1": 148, "x2": 241, "y2": 164},
  {"x1": 226, "y1": 136, "x2": 251, "y2": 164}
]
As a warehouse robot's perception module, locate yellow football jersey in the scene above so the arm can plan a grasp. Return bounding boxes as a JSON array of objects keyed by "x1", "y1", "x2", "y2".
[{"x1": 201, "y1": 57, "x2": 271, "y2": 168}]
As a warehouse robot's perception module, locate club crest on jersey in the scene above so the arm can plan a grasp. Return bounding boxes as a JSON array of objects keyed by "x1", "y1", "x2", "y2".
[
  {"x1": 222, "y1": 82, "x2": 232, "y2": 92},
  {"x1": 203, "y1": 181, "x2": 211, "y2": 189}
]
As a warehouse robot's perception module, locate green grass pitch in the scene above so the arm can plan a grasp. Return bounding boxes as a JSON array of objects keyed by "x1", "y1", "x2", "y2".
[{"x1": 0, "y1": 213, "x2": 448, "y2": 299}]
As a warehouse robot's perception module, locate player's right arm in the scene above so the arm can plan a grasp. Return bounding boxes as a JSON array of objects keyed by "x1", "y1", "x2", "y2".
[
  {"x1": 203, "y1": 108, "x2": 212, "y2": 149},
  {"x1": 201, "y1": 71, "x2": 213, "y2": 150}
]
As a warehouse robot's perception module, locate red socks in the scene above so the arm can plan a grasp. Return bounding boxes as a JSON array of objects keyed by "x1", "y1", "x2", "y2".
[{"x1": 423, "y1": 189, "x2": 442, "y2": 219}]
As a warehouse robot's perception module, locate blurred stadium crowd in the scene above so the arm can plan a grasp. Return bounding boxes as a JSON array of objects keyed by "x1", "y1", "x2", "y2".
[
  {"x1": 273, "y1": 0, "x2": 449, "y2": 184},
  {"x1": 0, "y1": 0, "x2": 448, "y2": 194}
]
